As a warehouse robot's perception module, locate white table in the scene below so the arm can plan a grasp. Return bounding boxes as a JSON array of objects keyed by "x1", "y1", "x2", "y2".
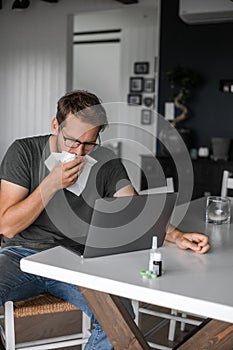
[{"x1": 20, "y1": 197, "x2": 233, "y2": 348}]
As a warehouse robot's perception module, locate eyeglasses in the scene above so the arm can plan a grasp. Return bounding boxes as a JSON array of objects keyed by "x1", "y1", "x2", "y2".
[{"x1": 60, "y1": 127, "x2": 101, "y2": 151}]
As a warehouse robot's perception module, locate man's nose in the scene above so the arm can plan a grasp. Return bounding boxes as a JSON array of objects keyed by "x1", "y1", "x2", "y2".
[{"x1": 69, "y1": 144, "x2": 85, "y2": 156}]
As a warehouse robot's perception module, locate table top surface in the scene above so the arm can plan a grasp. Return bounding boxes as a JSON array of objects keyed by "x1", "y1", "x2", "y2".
[{"x1": 20, "y1": 197, "x2": 233, "y2": 323}]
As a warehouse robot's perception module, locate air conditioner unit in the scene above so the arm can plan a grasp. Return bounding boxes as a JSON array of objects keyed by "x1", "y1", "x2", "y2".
[{"x1": 179, "y1": 0, "x2": 233, "y2": 24}]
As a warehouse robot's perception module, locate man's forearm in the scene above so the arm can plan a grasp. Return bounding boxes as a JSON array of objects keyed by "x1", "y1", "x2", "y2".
[{"x1": 0, "y1": 176, "x2": 58, "y2": 238}]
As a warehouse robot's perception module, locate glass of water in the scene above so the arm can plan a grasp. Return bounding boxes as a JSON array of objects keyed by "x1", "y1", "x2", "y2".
[{"x1": 206, "y1": 196, "x2": 231, "y2": 224}]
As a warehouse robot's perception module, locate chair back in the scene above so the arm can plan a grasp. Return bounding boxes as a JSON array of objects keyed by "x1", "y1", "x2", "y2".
[
  {"x1": 221, "y1": 170, "x2": 233, "y2": 197},
  {"x1": 139, "y1": 177, "x2": 174, "y2": 195}
]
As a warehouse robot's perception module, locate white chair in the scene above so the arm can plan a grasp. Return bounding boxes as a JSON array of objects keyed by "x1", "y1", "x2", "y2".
[
  {"x1": 138, "y1": 177, "x2": 174, "y2": 195},
  {"x1": 132, "y1": 301, "x2": 203, "y2": 349},
  {"x1": 0, "y1": 293, "x2": 91, "y2": 350},
  {"x1": 221, "y1": 170, "x2": 233, "y2": 197}
]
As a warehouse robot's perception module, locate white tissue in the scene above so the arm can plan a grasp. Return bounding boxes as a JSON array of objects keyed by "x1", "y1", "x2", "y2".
[
  {"x1": 62, "y1": 152, "x2": 76, "y2": 163},
  {"x1": 44, "y1": 151, "x2": 97, "y2": 196}
]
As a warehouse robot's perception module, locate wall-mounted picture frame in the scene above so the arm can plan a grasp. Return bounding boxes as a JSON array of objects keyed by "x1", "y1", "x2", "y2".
[
  {"x1": 129, "y1": 77, "x2": 144, "y2": 93},
  {"x1": 141, "y1": 109, "x2": 152, "y2": 125},
  {"x1": 144, "y1": 78, "x2": 155, "y2": 93},
  {"x1": 134, "y1": 62, "x2": 149, "y2": 75},
  {"x1": 143, "y1": 96, "x2": 154, "y2": 108},
  {"x1": 127, "y1": 94, "x2": 142, "y2": 106}
]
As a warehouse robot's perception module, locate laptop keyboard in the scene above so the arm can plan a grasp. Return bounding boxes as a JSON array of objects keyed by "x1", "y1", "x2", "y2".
[{"x1": 56, "y1": 238, "x2": 85, "y2": 256}]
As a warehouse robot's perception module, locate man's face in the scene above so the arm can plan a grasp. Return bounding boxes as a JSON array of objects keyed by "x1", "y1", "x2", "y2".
[{"x1": 57, "y1": 113, "x2": 100, "y2": 156}]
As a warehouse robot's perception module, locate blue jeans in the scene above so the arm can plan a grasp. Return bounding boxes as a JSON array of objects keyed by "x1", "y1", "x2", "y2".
[{"x1": 0, "y1": 246, "x2": 113, "y2": 350}]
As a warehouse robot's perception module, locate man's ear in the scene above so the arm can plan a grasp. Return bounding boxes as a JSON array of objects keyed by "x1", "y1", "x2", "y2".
[{"x1": 51, "y1": 117, "x2": 59, "y2": 135}]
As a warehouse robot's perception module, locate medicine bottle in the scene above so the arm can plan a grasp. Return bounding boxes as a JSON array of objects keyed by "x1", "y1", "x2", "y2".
[{"x1": 148, "y1": 236, "x2": 162, "y2": 277}]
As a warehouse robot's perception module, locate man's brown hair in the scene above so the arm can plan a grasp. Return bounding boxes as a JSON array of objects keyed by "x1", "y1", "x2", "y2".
[{"x1": 56, "y1": 90, "x2": 108, "y2": 132}]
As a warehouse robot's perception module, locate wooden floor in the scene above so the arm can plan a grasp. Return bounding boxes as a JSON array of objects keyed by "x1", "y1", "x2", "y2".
[{"x1": 0, "y1": 304, "x2": 202, "y2": 350}]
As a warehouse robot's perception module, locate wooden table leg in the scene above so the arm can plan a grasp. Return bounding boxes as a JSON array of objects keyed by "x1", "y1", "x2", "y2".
[
  {"x1": 176, "y1": 319, "x2": 233, "y2": 350},
  {"x1": 79, "y1": 286, "x2": 151, "y2": 350}
]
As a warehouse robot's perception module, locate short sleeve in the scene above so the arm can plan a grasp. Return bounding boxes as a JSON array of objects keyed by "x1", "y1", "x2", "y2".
[
  {"x1": 90, "y1": 146, "x2": 132, "y2": 197},
  {"x1": 0, "y1": 140, "x2": 31, "y2": 189},
  {"x1": 100, "y1": 158, "x2": 131, "y2": 197}
]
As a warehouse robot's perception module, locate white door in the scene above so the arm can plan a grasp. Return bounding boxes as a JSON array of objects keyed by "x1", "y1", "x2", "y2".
[{"x1": 73, "y1": 34, "x2": 121, "y2": 144}]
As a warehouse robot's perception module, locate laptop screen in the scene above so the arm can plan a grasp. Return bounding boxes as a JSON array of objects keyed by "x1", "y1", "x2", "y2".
[{"x1": 82, "y1": 193, "x2": 177, "y2": 258}]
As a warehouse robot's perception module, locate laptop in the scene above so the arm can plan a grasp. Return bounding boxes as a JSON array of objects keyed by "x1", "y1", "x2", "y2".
[{"x1": 57, "y1": 192, "x2": 177, "y2": 258}]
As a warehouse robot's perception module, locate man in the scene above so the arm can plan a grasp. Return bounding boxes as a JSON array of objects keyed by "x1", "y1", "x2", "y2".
[{"x1": 0, "y1": 90, "x2": 210, "y2": 350}]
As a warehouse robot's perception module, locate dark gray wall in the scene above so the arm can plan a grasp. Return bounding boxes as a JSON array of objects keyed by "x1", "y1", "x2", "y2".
[{"x1": 158, "y1": 0, "x2": 233, "y2": 149}]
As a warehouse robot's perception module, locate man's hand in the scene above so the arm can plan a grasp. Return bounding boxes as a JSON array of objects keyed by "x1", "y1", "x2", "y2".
[
  {"x1": 174, "y1": 231, "x2": 210, "y2": 254},
  {"x1": 165, "y1": 226, "x2": 210, "y2": 254},
  {"x1": 48, "y1": 157, "x2": 85, "y2": 191}
]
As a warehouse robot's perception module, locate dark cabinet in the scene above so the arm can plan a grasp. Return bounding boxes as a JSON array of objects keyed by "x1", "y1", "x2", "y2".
[{"x1": 141, "y1": 155, "x2": 233, "y2": 199}]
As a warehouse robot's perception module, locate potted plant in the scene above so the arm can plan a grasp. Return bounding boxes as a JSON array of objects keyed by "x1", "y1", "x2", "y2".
[{"x1": 165, "y1": 65, "x2": 202, "y2": 127}]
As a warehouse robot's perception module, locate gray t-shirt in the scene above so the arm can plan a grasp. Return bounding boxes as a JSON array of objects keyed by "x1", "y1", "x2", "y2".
[{"x1": 0, "y1": 135, "x2": 130, "y2": 251}]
